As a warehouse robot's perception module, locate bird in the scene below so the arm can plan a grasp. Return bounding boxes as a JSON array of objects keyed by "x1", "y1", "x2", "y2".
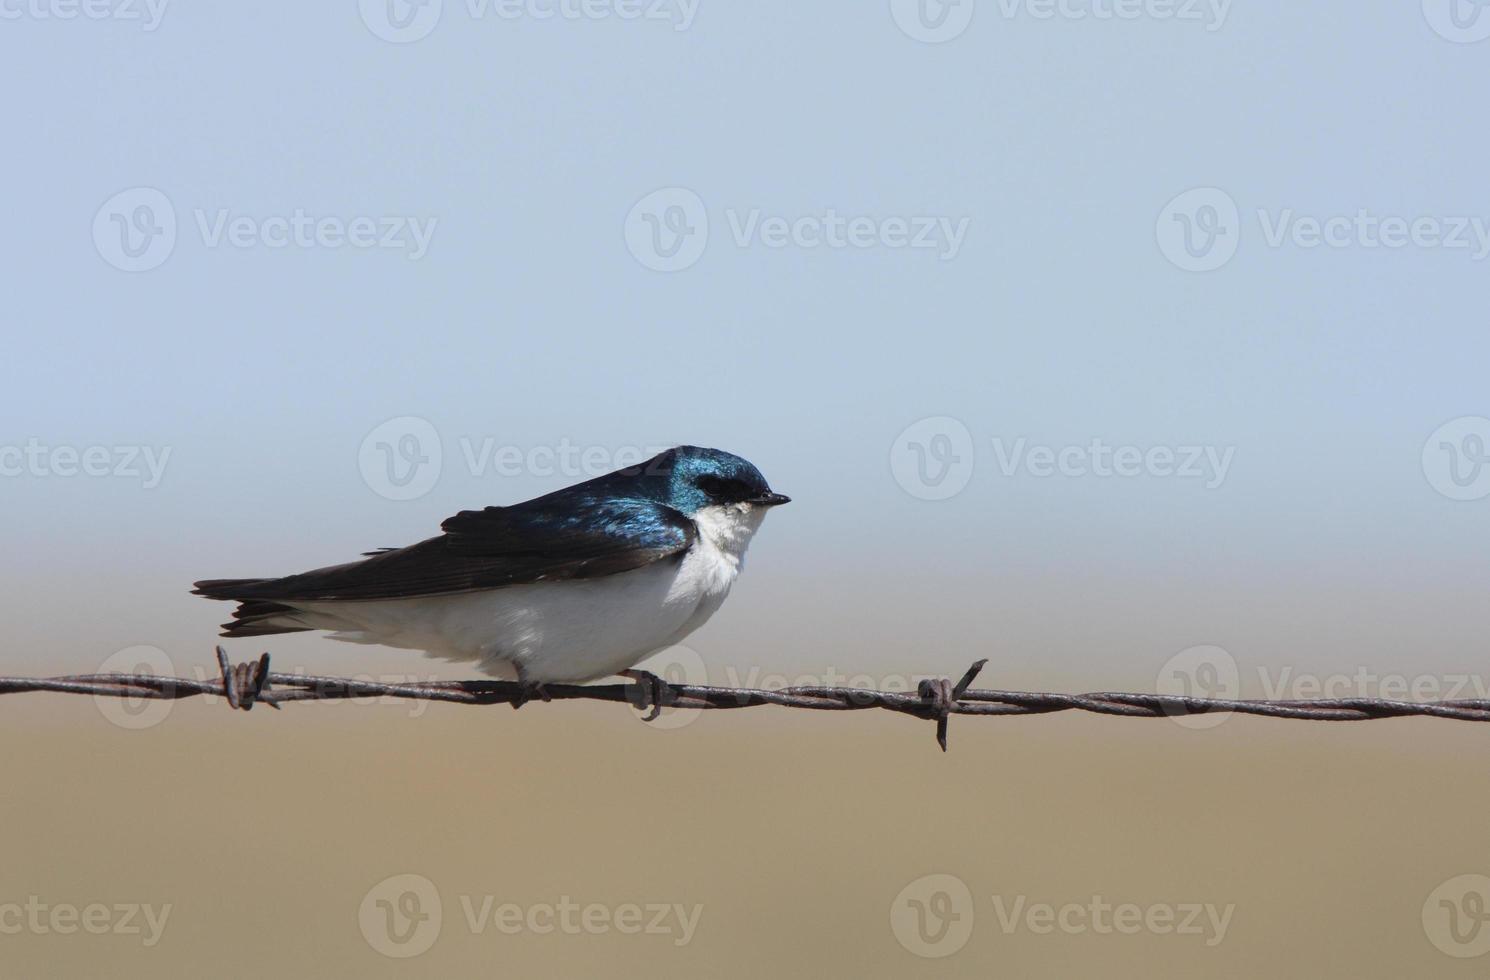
[{"x1": 192, "y1": 445, "x2": 788, "y2": 701}]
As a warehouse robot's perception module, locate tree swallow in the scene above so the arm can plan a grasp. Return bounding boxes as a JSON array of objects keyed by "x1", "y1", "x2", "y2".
[{"x1": 193, "y1": 446, "x2": 788, "y2": 694}]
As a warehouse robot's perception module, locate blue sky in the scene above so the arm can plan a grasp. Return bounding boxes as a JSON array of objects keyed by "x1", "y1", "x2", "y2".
[{"x1": 2, "y1": 1, "x2": 1488, "y2": 694}]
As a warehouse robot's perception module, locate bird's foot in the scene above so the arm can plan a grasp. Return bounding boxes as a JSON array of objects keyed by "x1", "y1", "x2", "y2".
[
  {"x1": 620, "y1": 668, "x2": 671, "y2": 722},
  {"x1": 511, "y1": 667, "x2": 552, "y2": 710}
]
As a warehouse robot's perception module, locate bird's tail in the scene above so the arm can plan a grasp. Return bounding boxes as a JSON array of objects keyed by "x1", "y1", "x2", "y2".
[{"x1": 192, "y1": 578, "x2": 313, "y2": 638}]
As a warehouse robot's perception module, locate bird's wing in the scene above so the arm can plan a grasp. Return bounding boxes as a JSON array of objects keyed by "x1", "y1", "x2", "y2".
[{"x1": 193, "y1": 496, "x2": 695, "y2": 602}]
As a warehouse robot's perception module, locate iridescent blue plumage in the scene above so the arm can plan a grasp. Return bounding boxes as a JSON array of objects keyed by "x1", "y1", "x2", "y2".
[{"x1": 193, "y1": 445, "x2": 788, "y2": 616}]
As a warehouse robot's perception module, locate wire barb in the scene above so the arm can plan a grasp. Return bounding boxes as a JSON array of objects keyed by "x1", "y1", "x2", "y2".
[
  {"x1": 917, "y1": 658, "x2": 989, "y2": 751},
  {"x1": 215, "y1": 647, "x2": 273, "y2": 711}
]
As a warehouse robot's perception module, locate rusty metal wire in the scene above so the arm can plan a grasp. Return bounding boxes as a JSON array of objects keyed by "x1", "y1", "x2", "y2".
[{"x1": 6, "y1": 649, "x2": 1490, "y2": 751}]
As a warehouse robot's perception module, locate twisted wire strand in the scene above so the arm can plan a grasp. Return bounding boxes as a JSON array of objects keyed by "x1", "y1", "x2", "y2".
[{"x1": 6, "y1": 649, "x2": 1490, "y2": 750}]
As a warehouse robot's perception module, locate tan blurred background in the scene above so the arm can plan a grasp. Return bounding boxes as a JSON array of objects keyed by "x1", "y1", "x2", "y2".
[{"x1": 3, "y1": 678, "x2": 1488, "y2": 978}]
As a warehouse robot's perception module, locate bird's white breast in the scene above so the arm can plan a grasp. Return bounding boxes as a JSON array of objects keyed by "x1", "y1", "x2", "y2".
[{"x1": 295, "y1": 502, "x2": 769, "y2": 683}]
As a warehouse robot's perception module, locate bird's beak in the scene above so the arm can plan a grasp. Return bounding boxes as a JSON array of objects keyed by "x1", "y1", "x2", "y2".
[{"x1": 751, "y1": 491, "x2": 791, "y2": 507}]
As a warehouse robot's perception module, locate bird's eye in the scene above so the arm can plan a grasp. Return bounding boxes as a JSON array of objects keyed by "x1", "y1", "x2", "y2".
[{"x1": 696, "y1": 475, "x2": 746, "y2": 501}]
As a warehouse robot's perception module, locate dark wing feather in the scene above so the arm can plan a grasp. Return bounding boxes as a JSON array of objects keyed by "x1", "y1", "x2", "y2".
[{"x1": 192, "y1": 496, "x2": 695, "y2": 602}]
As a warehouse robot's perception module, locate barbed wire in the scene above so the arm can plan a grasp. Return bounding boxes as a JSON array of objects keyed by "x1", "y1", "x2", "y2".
[{"x1": 6, "y1": 649, "x2": 1490, "y2": 751}]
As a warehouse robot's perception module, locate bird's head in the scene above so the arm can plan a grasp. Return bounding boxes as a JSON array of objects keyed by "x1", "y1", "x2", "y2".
[
  {"x1": 649, "y1": 445, "x2": 789, "y2": 515},
  {"x1": 648, "y1": 446, "x2": 787, "y2": 558}
]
